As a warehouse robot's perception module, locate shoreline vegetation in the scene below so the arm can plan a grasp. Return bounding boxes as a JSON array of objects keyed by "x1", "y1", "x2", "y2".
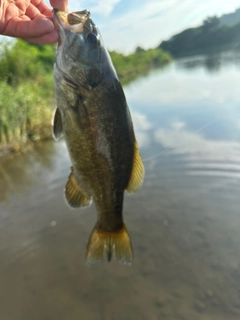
[
  {"x1": 0, "y1": 40, "x2": 171, "y2": 158},
  {"x1": 159, "y1": 15, "x2": 240, "y2": 57}
]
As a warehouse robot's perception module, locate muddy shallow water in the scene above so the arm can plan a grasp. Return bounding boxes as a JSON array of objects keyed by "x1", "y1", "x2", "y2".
[{"x1": 1, "y1": 52, "x2": 240, "y2": 320}]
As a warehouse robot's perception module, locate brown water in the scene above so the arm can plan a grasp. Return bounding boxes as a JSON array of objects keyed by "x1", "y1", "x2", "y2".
[{"x1": 1, "y1": 53, "x2": 240, "y2": 320}]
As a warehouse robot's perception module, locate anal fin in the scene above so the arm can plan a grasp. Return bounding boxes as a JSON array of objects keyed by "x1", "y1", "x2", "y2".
[
  {"x1": 65, "y1": 168, "x2": 92, "y2": 208},
  {"x1": 126, "y1": 140, "x2": 145, "y2": 193},
  {"x1": 52, "y1": 107, "x2": 63, "y2": 141}
]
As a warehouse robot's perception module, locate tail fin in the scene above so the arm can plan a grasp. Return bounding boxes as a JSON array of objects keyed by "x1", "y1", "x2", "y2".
[{"x1": 85, "y1": 223, "x2": 133, "y2": 266}]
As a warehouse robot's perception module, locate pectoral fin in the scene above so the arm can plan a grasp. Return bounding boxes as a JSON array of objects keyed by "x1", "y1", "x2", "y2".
[
  {"x1": 52, "y1": 108, "x2": 63, "y2": 141},
  {"x1": 126, "y1": 141, "x2": 145, "y2": 193},
  {"x1": 65, "y1": 169, "x2": 92, "y2": 208}
]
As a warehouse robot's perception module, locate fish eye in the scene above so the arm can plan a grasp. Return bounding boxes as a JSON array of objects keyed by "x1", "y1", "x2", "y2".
[{"x1": 87, "y1": 33, "x2": 98, "y2": 47}]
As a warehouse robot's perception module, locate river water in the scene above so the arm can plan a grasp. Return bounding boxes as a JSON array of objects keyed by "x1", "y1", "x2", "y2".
[{"x1": 1, "y1": 52, "x2": 240, "y2": 320}]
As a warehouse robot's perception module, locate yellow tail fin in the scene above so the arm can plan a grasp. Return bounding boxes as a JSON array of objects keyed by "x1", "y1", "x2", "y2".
[{"x1": 85, "y1": 224, "x2": 133, "y2": 265}]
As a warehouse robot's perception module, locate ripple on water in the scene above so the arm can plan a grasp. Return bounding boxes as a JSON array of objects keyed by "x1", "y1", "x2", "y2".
[{"x1": 0, "y1": 237, "x2": 42, "y2": 273}]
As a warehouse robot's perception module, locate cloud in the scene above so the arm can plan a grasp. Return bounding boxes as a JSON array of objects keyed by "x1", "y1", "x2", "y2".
[
  {"x1": 69, "y1": 0, "x2": 121, "y2": 16},
  {"x1": 47, "y1": 0, "x2": 240, "y2": 51},
  {"x1": 98, "y1": 0, "x2": 240, "y2": 52}
]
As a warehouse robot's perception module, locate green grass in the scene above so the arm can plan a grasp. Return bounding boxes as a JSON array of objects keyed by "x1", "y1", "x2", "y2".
[
  {"x1": 111, "y1": 48, "x2": 171, "y2": 84},
  {"x1": 0, "y1": 78, "x2": 54, "y2": 150},
  {"x1": 0, "y1": 40, "x2": 55, "y2": 151}
]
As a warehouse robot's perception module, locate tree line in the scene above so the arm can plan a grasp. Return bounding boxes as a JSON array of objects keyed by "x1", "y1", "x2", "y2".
[{"x1": 159, "y1": 16, "x2": 240, "y2": 57}]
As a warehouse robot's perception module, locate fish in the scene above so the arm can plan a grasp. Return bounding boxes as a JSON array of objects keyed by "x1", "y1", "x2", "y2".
[{"x1": 52, "y1": 9, "x2": 144, "y2": 265}]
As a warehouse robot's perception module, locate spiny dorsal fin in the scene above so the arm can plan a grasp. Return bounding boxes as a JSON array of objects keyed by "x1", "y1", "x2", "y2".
[
  {"x1": 126, "y1": 140, "x2": 145, "y2": 193},
  {"x1": 52, "y1": 108, "x2": 63, "y2": 141},
  {"x1": 86, "y1": 223, "x2": 133, "y2": 265},
  {"x1": 65, "y1": 169, "x2": 92, "y2": 208}
]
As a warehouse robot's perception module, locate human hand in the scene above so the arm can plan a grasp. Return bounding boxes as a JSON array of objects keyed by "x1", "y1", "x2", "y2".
[{"x1": 0, "y1": 0, "x2": 68, "y2": 44}]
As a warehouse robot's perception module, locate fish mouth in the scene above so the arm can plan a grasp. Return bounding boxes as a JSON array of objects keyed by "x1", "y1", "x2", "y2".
[{"x1": 52, "y1": 9, "x2": 93, "y2": 34}]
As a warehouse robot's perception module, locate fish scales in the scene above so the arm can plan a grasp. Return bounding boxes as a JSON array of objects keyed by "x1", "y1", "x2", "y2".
[{"x1": 52, "y1": 9, "x2": 144, "y2": 265}]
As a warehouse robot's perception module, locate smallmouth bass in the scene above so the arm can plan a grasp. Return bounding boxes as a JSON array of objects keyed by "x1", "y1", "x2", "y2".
[{"x1": 52, "y1": 9, "x2": 144, "y2": 265}]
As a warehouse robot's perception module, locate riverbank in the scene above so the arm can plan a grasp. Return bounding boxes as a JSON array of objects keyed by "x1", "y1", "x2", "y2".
[
  {"x1": 0, "y1": 75, "x2": 54, "y2": 158},
  {"x1": 0, "y1": 40, "x2": 171, "y2": 158},
  {"x1": 111, "y1": 48, "x2": 171, "y2": 84}
]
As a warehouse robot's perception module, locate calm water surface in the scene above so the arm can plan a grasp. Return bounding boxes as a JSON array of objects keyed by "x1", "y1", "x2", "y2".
[{"x1": 1, "y1": 52, "x2": 240, "y2": 320}]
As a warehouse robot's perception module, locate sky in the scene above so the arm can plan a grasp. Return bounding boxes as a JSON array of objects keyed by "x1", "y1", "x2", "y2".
[{"x1": 62, "y1": 0, "x2": 240, "y2": 53}]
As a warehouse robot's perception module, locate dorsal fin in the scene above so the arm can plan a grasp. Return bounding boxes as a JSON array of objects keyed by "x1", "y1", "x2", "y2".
[
  {"x1": 65, "y1": 168, "x2": 92, "y2": 208},
  {"x1": 52, "y1": 107, "x2": 63, "y2": 141},
  {"x1": 126, "y1": 140, "x2": 145, "y2": 193}
]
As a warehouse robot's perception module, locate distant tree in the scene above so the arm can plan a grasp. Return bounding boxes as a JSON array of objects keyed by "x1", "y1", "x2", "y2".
[
  {"x1": 159, "y1": 12, "x2": 240, "y2": 57},
  {"x1": 135, "y1": 46, "x2": 145, "y2": 53},
  {"x1": 202, "y1": 16, "x2": 220, "y2": 32}
]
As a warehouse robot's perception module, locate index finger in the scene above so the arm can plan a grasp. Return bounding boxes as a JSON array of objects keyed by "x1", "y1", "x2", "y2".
[
  {"x1": 30, "y1": 0, "x2": 53, "y2": 16},
  {"x1": 3, "y1": 15, "x2": 55, "y2": 39},
  {"x1": 49, "y1": 0, "x2": 68, "y2": 12}
]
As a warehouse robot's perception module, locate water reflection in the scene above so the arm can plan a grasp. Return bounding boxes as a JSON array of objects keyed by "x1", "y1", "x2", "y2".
[
  {"x1": 131, "y1": 111, "x2": 152, "y2": 148},
  {"x1": 155, "y1": 120, "x2": 240, "y2": 178},
  {"x1": 0, "y1": 141, "x2": 68, "y2": 202},
  {"x1": 1, "y1": 52, "x2": 240, "y2": 320},
  {"x1": 176, "y1": 51, "x2": 240, "y2": 73}
]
